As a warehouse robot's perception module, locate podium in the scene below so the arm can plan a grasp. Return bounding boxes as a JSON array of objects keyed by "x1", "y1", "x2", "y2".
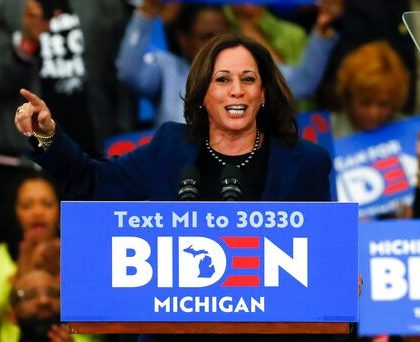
[{"x1": 61, "y1": 201, "x2": 358, "y2": 335}]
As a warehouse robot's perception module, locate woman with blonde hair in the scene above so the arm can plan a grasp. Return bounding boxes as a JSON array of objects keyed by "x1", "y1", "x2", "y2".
[{"x1": 332, "y1": 40, "x2": 410, "y2": 137}]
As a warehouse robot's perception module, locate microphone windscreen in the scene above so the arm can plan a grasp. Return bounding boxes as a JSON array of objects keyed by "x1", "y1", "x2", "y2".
[
  {"x1": 220, "y1": 164, "x2": 241, "y2": 183},
  {"x1": 220, "y1": 164, "x2": 242, "y2": 201},
  {"x1": 178, "y1": 165, "x2": 200, "y2": 201},
  {"x1": 179, "y1": 165, "x2": 200, "y2": 185}
]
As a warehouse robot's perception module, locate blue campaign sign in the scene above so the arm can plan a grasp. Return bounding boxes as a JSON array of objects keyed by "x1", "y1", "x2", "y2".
[
  {"x1": 61, "y1": 201, "x2": 358, "y2": 322},
  {"x1": 334, "y1": 116, "x2": 420, "y2": 219},
  {"x1": 358, "y1": 219, "x2": 420, "y2": 335}
]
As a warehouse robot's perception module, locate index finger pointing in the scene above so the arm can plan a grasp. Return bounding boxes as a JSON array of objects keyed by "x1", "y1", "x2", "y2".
[{"x1": 20, "y1": 88, "x2": 44, "y2": 107}]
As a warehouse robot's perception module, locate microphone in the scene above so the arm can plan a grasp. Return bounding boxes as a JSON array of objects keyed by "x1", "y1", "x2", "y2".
[
  {"x1": 220, "y1": 164, "x2": 242, "y2": 201},
  {"x1": 177, "y1": 165, "x2": 200, "y2": 201}
]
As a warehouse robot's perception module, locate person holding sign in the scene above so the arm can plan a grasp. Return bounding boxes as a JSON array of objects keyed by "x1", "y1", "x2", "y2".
[
  {"x1": 331, "y1": 41, "x2": 410, "y2": 138},
  {"x1": 14, "y1": 32, "x2": 332, "y2": 203}
]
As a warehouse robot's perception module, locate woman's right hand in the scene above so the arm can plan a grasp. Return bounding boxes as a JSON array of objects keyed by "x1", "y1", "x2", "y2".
[
  {"x1": 15, "y1": 88, "x2": 56, "y2": 137},
  {"x1": 314, "y1": 0, "x2": 343, "y2": 36}
]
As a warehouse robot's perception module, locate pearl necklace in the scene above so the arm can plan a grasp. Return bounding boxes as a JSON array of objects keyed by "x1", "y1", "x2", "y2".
[{"x1": 205, "y1": 130, "x2": 261, "y2": 168}]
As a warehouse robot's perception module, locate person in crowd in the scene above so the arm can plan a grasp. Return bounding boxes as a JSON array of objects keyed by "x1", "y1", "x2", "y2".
[
  {"x1": 13, "y1": 32, "x2": 362, "y2": 342},
  {"x1": 224, "y1": 0, "x2": 343, "y2": 66},
  {"x1": 0, "y1": 170, "x2": 61, "y2": 340},
  {"x1": 3, "y1": 269, "x2": 68, "y2": 341},
  {"x1": 0, "y1": 0, "x2": 132, "y2": 157},
  {"x1": 116, "y1": 0, "x2": 341, "y2": 127},
  {"x1": 0, "y1": 169, "x2": 61, "y2": 274},
  {"x1": 223, "y1": 4, "x2": 308, "y2": 65},
  {"x1": 3, "y1": 268, "x2": 104, "y2": 341},
  {"x1": 116, "y1": 2, "x2": 229, "y2": 126},
  {"x1": 223, "y1": 0, "x2": 342, "y2": 112},
  {"x1": 316, "y1": 0, "x2": 416, "y2": 114},
  {"x1": 331, "y1": 41, "x2": 414, "y2": 223},
  {"x1": 10, "y1": 171, "x2": 61, "y2": 276},
  {"x1": 331, "y1": 41, "x2": 409, "y2": 138},
  {"x1": 0, "y1": 171, "x2": 112, "y2": 341}
]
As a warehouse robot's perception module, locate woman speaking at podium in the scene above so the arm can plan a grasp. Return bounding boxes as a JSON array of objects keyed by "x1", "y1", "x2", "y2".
[
  {"x1": 14, "y1": 32, "x2": 331, "y2": 204},
  {"x1": 14, "y1": 31, "x2": 340, "y2": 342}
]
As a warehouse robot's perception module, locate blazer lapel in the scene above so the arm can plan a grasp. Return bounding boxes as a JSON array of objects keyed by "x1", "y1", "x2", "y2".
[
  {"x1": 161, "y1": 129, "x2": 200, "y2": 200},
  {"x1": 262, "y1": 137, "x2": 303, "y2": 201}
]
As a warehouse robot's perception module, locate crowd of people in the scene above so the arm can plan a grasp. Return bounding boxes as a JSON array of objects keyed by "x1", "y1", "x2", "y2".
[{"x1": 1, "y1": 0, "x2": 420, "y2": 342}]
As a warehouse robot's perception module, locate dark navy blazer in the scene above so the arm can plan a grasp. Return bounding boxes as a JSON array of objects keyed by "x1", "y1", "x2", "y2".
[{"x1": 33, "y1": 122, "x2": 332, "y2": 202}]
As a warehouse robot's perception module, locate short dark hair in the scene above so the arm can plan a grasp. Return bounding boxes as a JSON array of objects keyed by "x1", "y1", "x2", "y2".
[{"x1": 183, "y1": 32, "x2": 298, "y2": 146}]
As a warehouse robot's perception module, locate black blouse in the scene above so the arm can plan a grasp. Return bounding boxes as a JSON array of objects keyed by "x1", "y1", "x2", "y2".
[{"x1": 196, "y1": 135, "x2": 269, "y2": 201}]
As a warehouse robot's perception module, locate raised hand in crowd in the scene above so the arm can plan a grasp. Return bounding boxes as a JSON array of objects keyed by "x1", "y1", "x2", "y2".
[
  {"x1": 16, "y1": 232, "x2": 43, "y2": 275},
  {"x1": 17, "y1": 237, "x2": 60, "y2": 276},
  {"x1": 314, "y1": 0, "x2": 343, "y2": 36},
  {"x1": 138, "y1": 0, "x2": 160, "y2": 18},
  {"x1": 31, "y1": 239, "x2": 60, "y2": 276},
  {"x1": 137, "y1": 0, "x2": 181, "y2": 23},
  {"x1": 228, "y1": 5, "x2": 285, "y2": 63}
]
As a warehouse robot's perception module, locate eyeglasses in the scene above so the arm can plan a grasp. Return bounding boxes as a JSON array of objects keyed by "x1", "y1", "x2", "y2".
[{"x1": 13, "y1": 286, "x2": 60, "y2": 303}]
